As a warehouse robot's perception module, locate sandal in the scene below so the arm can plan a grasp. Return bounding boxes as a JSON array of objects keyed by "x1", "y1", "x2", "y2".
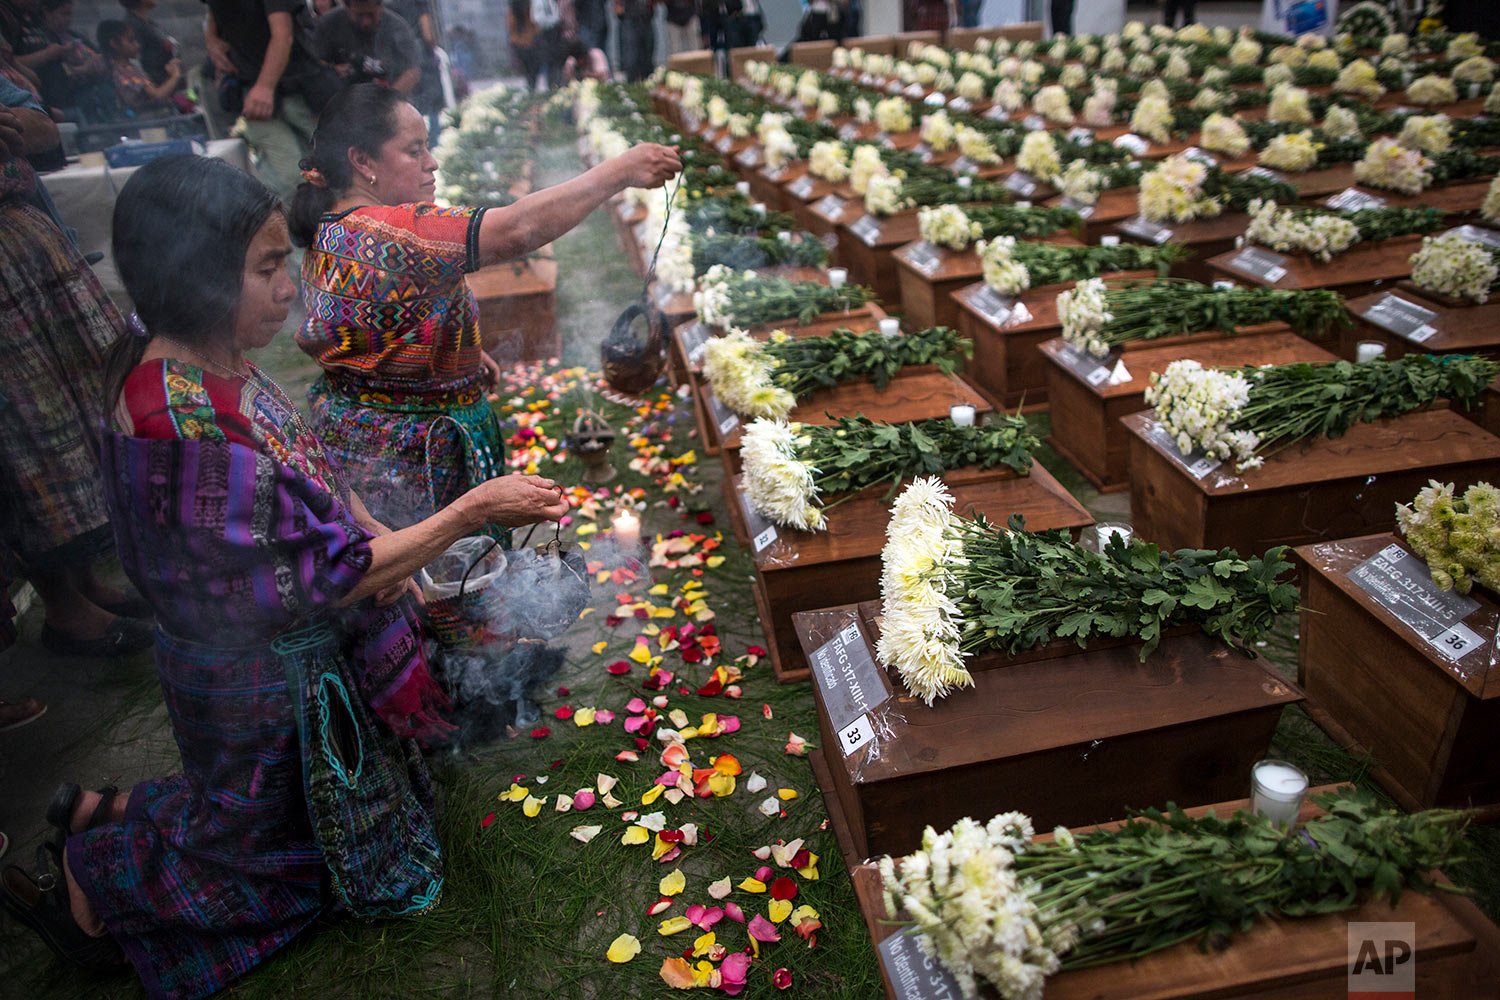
[
  {"x1": 0, "y1": 845, "x2": 123, "y2": 972},
  {"x1": 39, "y1": 618, "x2": 153, "y2": 659},
  {"x1": 45, "y1": 785, "x2": 119, "y2": 845},
  {"x1": 0, "y1": 698, "x2": 46, "y2": 733}
]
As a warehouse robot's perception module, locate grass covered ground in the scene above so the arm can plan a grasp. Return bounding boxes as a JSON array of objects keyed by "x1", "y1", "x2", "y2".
[{"x1": 2, "y1": 125, "x2": 1497, "y2": 1000}]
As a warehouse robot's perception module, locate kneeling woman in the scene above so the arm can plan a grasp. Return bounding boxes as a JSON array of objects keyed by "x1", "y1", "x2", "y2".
[{"x1": 0, "y1": 155, "x2": 568, "y2": 999}]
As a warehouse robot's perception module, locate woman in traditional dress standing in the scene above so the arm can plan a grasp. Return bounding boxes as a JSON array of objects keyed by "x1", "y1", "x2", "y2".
[
  {"x1": 0, "y1": 76, "x2": 152, "y2": 662},
  {"x1": 288, "y1": 83, "x2": 679, "y2": 541},
  {"x1": 0, "y1": 154, "x2": 571, "y2": 999}
]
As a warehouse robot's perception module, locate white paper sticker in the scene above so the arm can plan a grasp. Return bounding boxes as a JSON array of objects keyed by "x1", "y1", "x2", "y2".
[
  {"x1": 752, "y1": 524, "x2": 778, "y2": 552},
  {"x1": 1428, "y1": 623, "x2": 1484, "y2": 662},
  {"x1": 838, "y1": 713, "x2": 876, "y2": 756}
]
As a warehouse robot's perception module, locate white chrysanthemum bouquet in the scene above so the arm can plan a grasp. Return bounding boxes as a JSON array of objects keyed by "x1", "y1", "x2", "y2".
[
  {"x1": 1409, "y1": 234, "x2": 1500, "y2": 303},
  {"x1": 1397, "y1": 480, "x2": 1500, "y2": 593},
  {"x1": 1352, "y1": 137, "x2": 1433, "y2": 194}
]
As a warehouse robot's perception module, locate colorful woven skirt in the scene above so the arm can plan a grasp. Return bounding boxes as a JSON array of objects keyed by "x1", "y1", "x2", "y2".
[{"x1": 307, "y1": 376, "x2": 510, "y2": 545}]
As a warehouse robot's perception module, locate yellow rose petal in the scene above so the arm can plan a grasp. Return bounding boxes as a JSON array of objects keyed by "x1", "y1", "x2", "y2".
[
  {"x1": 621, "y1": 825, "x2": 651, "y2": 846},
  {"x1": 658, "y1": 916, "x2": 693, "y2": 936},
  {"x1": 606, "y1": 933, "x2": 641, "y2": 963},
  {"x1": 768, "y1": 898, "x2": 793, "y2": 923},
  {"x1": 738, "y1": 877, "x2": 766, "y2": 893},
  {"x1": 660, "y1": 868, "x2": 686, "y2": 896},
  {"x1": 777, "y1": 788, "x2": 798, "y2": 801},
  {"x1": 641, "y1": 783, "x2": 665, "y2": 805},
  {"x1": 522, "y1": 795, "x2": 544, "y2": 818}
]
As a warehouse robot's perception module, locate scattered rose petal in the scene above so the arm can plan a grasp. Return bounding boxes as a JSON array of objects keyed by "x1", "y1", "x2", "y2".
[
  {"x1": 615, "y1": 750, "x2": 639, "y2": 763},
  {"x1": 763, "y1": 704, "x2": 773, "y2": 719},
  {"x1": 758, "y1": 797, "x2": 780, "y2": 816},
  {"x1": 784, "y1": 733, "x2": 809, "y2": 756},
  {"x1": 554, "y1": 705, "x2": 574, "y2": 720},
  {"x1": 770, "y1": 840, "x2": 804, "y2": 868},
  {"x1": 738, "y1": 877, "x2": 766, "y2": 893},
  {"x1": 663, "y1": 788, "x2": 685, "y2": 805},
  {"x1": 777, "y1": 788, "x2": 798, "y2": 801},
  {"x1": 773, "y1": 967, "x2": 792, "y2": 990},
  {"x1": 597, "y1": 774, "x2": 618, "y2": 795},
  {"x1": 602, "y1": 791, "x2": 622, "y2": 808},
  {"x1": 621, "y1": 826, "x2": 650, "y2": 846},
  {"x1": 648, "y1": 897, "x2": 674, "y2": 916},
  {"x1": 574, "y1": 707, "x2": 597, "y2": 727},
  {"x1": 658, "y1": 916, "x2": 693, "y2": 935},
  {"x1": 606, "y1": 933, "x2": 640, "y2": 963},
  {"x1": 720, "y1": 952, "x2": 750, "y2": 994},
  {"x1": 554, "y1": 795, "x2": 573, "y2": 813},
  {"x1": 660, "y1": 956, "x2": 696, "y2": 988},
  {"x1": 754, "y1": 866, "x2": 773, "y2": 882},
  {"x1": 530, "y1": 726, "x2": 551, "y2": 738},
  {"x1": 639, "y1": 811, "x2": 667, "y2": 832},
  {"x1": 480, "y1": 812, "x2": 495, "y2": 828},
  {"x1": 573, "y1": 790, "x2": 596, "y2": 810},
  {"x1": 570, "y1": 824, "x2": 602, "y2": 844},
  {"x1": 746, "y1": 773, "x2": 768, "y2": 794},
  {"x1": 752, "y1": 845, "x2": 772, "y2": 861},
  {"x1": 769, "y1": 876, "x2": 798, "y2": 901},
  {"x1": 708, "y1": 876, "x2": 733, "y2": 899},
  {"x1": 660, "y1": 868, "x2": 686, "y2": 896},
  {"x1": 691, "y1": 930, "x2": 716, "y2": 957},
  {"x1": 748, "y1": 914, "x2": 781, "y2": 943},
  {"x1": 499, "y1": 783, "x2": 529, "y2": 803},
  {"x1": 626, "y1": 697, "x2": 647, "y2": 713},
  {"x1": 607, "y1": 661, "x2": 632, "y2": 675},
  {"x1": 522, "y1": 795, "x2": 544, "y2": 818},
  {"x1": 768, "y1": 898, "x2": 793, "y2": 923},
  {"x1": 724, "y1": 902, "x2": 746, "y2": 923},
  {"x1": 595, "y1": 709, "x2": 616, "y2": 724}
]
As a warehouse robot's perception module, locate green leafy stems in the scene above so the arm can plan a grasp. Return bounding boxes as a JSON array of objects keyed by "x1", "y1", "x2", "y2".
[
  {"x1": 1084, "y1": 279, "x2": 1351, "y2": 351},
  {"x1": 998, "y1": 241, "x2": 1190, "y2": 287},
  {"x1": 1221, "y1": 354, "x2": 1500, "y2": 460},
  {"x1": 965, "y1": 203, "x2": 1084, "y2": 240},
  {"x1": 1023, "y1": 789, "x2": 1472, "y2": 972},
  {"x1": 797, "y1": 413, "x2": 1038, "y2": 506},
  {"x1": 948, "y1": 513, "x2": 1300, "y2": 658},
  {"x1": 689, "y1": 232, "x2": 829, "y2": 276},
  {"x1": 763, "y1": 325, "x2": 970, "y2": 399},
  {"x1": 719, "y1": 273, "x2": 877, "y2": 327}
]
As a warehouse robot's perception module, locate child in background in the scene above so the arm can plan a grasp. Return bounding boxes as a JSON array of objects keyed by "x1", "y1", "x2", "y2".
[{"x1": 97, "y1": 20, "x2": 188, "y2": 116}]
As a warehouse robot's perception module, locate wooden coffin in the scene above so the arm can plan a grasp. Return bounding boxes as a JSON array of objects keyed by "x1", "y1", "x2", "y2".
[
  {"x1": 1296, "y1": 534, "x2": 1500, "y2": 818},
  {"x1": 1115, "y1": 212, "x2": 1249, "y2": 286},
  {"x1": 836, "y1": 209, "x2": 921, "y2": 308},
  {"x1": 894, "y1": 231, "x2": 1086, "y2": 332},
  {"x1": 1125, "y1": 409, "x2": 1500, "y2": 555},
  {"x1": 758, "y1": 464, "x2": 1090, "y2": 684},
  {"x1": 951, "y1": 271, "x2": 1158, "y2": 410},
  {"x1": 799, "y1": 188, "x2": 865, "y2": 265},
  {"x1": 1045, "y1": 186, "x2": 1140, "y2": 245},
  {"x1": 795, "y1": 600, "x2": 1298, "y2": 861},
  {"x1": 844, "y1": 788, "x2": 1500, "y2": 1000},
  {"x1": 1042, "y1": 328, "x2": 1334, "y2": 492},
  {"x1": 1343, "y1": 284, "x2": 1500, "y2": 362},
  {"x1": 750, "y1": 159, "x2": 807, "y2": 214},
  {"x1": 1206, "y1": 233, "x2": 1428, "y2": 301},
  {"x1": 468, "y1": 255, "x2": 559, "y2": 363}
]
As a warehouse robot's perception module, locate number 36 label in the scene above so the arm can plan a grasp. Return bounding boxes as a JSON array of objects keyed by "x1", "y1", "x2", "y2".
[{"x1": 1428, "y1": 622, "x2": 1483, "y2": 662}]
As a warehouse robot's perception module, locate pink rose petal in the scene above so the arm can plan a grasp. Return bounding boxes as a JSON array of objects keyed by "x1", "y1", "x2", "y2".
[
  {"x1": 573, "y1": 790, "x2": 596, "y2": 810},
  {"x1": 626, "y1": 698, "x2": 647, "y2": 713},
  {"x1": 748, "y1": 914, "x2": 781, "y2": 943},
  {"x1": 724, "y1": 902, "x2": 745, "y2": 924}
]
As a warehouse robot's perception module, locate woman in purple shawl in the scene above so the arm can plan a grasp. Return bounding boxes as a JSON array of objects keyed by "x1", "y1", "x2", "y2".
[{"x1": 0, "y1": 155, "x2": 569, "y2": 1000}]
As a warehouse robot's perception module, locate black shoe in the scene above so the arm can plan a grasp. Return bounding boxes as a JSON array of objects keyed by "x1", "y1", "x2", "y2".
[
  {"x1": 45, "y1": 784, "x2": 119, "y2": 845},
  {"x1": 0, "y1": 847, "x2": 123, "y2": 973},
  {"x1": 40, "y1": 619, "x2": 153, "y2": 659}
]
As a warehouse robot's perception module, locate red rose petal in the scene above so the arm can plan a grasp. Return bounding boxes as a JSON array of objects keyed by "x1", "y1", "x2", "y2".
[
  {"x1": 695, "y1": 511, "x2": 715, "y2": 524},
  {"x1": 481, "y1": 813, "x2": 495, "y2": 828},
  {"x1": 606, "y1": 661, "x2": 632, "y2": 675},
  {"x1": 769, "y1": 877, "x2": 798, "y2": 901},
  {"x1": 682, "y1": 649, "x2": 705, "y2": 664},
  {"x1": 696, "y1": 678, "x2": 723, "y2": 697},
  {"x1": 530, "y1": 726, "x2": 551, "y2": 738},
  {"x1": 555, "y1": 705, "x2": 575, "y2": 720},
  {"x1": 747, "y1": 645, "x2": 766, "y2": 656},
  {"x1": 557, "y1": 686, "x2": 571, "y2": 696},
  {"x1": 773, "y1": 968, "x2": 792, "y2": 990},
  {"x1": 605, "y1": 615, "x2": 623, "y2": 627}
]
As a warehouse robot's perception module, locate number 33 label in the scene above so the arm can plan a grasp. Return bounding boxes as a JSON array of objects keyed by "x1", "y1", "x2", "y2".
[
  {"x1": 840, "y1": 713, "x2": 875, "y2": 757},
  {"x1": 1427, "y1": 623, "x2": 1483, "y2": 662}
]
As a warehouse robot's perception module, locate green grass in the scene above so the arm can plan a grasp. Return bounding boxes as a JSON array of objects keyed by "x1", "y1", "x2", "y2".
[{"x1": 2, "y1": 121, "x2": 1498, "y2": 1000}]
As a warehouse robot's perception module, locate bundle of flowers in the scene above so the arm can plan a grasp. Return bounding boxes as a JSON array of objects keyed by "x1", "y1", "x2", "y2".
[
  {"x1": 1449, "y1": 32, "x2": 1487, "y2": 61},
  {"x1": 743, "y1": 413, "x2": 1036, "y2": 533},
  {"x1": 1228, "y1": 37, "x2": 1262, "y2": 67},
  {"x1": 954, "y1": 123, "x2": 1001, "y2": 164},
  {"x1": 692, "y1": 265, "x2": 874, "y2": 332},
  {"x1": 702, "y1": 325, "x2": 967, "y2": 420},
  {"x1": 1015, "y1": 131, "x2": 1062, "y2": 181},
  {"x1": 1129, "y1": 93, "x2": 1175, "y2": 144},
  {"x1": 920, "y1": 109, "x2": 955, "y2": 151},
  {"x1": 919, "y1": 203, "x2": 1083, "y2": 252},
  {"x1": 1243, "y1": 200, "x2": 1443, "y2": 262},
  {"x1": 1407, "y1": 74, "x2": 1459, "y2": 105},
  {"x1": 1033, "y1": 85, "x2": 1075, "y2": 125},
  {"x1": 1138, "y1": 155, "x2": 1221, "y2": 223},
  {"x1": 864, "y1": 172, "x2": 909, "y2": 215},
  {"x1": 1399, "y1": 480, "x2": 1500, "y2": 594},
  {"x1": 1334, "y1": 58, "x2": 1384, "y2": 99},
  {"x1": 1145, "y1": 354, "x2": 1500, "y2": 471},
  {"x1": 976, "y1": 238, "x2": 1186, "y2": 295},
  {"x1": 1258, "y1": 130, "x2": 1323, "y2": 171},
  {"x1": 1058, "y1": 278, "x2": 1350, "y2": 358},
  {"x1": 1398, "y1": 113, "x2": 1452, "y2": 155},
  {"x1": 1082, "y1": 87, "x2": 1119, "y2": 126},
  {"x1": 879, "y1": 789, "x2": 1471, "y2": 1000},
  {"x1": 1336, "y1": 0, "x2": 1397, "y2": 41},
  {"x1": 874, "y1": 96, "x2": 914, "y2": 134},
  {"x1": 875, "y1": 479, "x2": 1297, "y2": 703},
  {"x1": 1267, "y1": 83, "x2": 1314, "y2": 124},
  {"x1": 807, "y1": 140, "x2": 849, "y2": 182},
  {"x1": 1323, "y1": 105, "x2": 1363, "y2": 139},
  {"x1": 1352, "y1": 137, "x2": 1433, "y2": 194},
  {"x1": 1200, "y1": 113, "x2": 1251, "y2": 157},
  {"x1": 1408, "y1": 234, "x2": 1500, "y2": 303},
  {"x1": 850, "y1": 144, "x2": 887, "y2": 195},
  {"x1": 1453, "y1": 55, "x2": 1496, "y2": 84}
]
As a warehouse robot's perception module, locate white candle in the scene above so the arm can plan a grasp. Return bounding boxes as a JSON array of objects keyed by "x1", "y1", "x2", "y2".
[
  {"x1": 827, "y1": 267, "x2": 848, "y2": 288},
  {"x1": 1250, "y1": 759, "x2": 1308, "y2": 828},
  {"x1": 957, "y1": 175, "x2": 972, "y2": 189},
  {"x1": 735, "y1": 181, "x2": 751, "y2": 196},
  {"x1": 1100, "y1": 235, "x2": 1121, "y2": 247},
  {"x1": 611, "y1": 509, "x2": 641, "y2": 549},
  {"x1": 777, "y1": 231, "x2": 792, "y2": 243},
  {"x1": 879, "y1": 318, "x2": 901, "y2": 338},
  {"x1": 752, "y1": 202, "x2": 767, "y2": 215},
  {"x1": 949, "y1": 403, "x2": 976, "y2": 427},
  {"x1": 1095, "y1": 523, "x2": 1132, "y2": 548},
  {"x1": 1356, "y1": 340, "x2": 1387, "y2": 364}
]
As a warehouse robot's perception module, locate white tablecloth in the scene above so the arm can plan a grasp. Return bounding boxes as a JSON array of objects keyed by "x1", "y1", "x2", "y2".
[{"x1": 41, "y1": 139, "x2": 253, "y2": 304}]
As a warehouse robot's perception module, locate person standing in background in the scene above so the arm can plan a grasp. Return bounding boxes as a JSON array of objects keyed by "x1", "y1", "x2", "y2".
[
  {"x1": 959, "y1": 0, "x2": 980, "y2": 27},
  {"x1": 723, "y1": 0, "x2": 761, "y2": 48},
  {"x1": 1162, "y1": 0, "x2": 1195, "y2": 27},
  {"x1": 387, "y1": 0, "x2": 445, "y2": 140},
  {"x1": 202, "y1": 0, "x2": 321, "y2": 202},
  {"x1": 573, "y1": 0, "x2": 608, "y2": 71},
  {"x1": 311, "y1": 0, "x2": 422, "y2": 96},
  {"x1": 531, "y1": 0, "x2": 565, "y2": 89},
  {"x1": 615, "y1": 0, "x2": 653, "y2": 83},
  {"x1": 1050, "y1": 0, "x2": 1072, "y2": 34},
  {"x1": 506, "y1": 0, "x2": 541, "y2": 91},
  {"x1": 663, "y1": 0, "x2": 698, "y2": 56}
]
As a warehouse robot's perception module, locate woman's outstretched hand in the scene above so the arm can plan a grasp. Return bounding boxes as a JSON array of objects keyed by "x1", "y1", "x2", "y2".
[
  {"x1": 462, "y1": 474, "x2": 570, "y2": 529},
  {"x1": 614, "y1": 142, "x2": 682, "y2": 190}
]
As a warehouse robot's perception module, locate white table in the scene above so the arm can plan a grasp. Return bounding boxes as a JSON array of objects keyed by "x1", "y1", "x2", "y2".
[{"x1": 41, "y1": 139, "x2": 253, "y2": 304}]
